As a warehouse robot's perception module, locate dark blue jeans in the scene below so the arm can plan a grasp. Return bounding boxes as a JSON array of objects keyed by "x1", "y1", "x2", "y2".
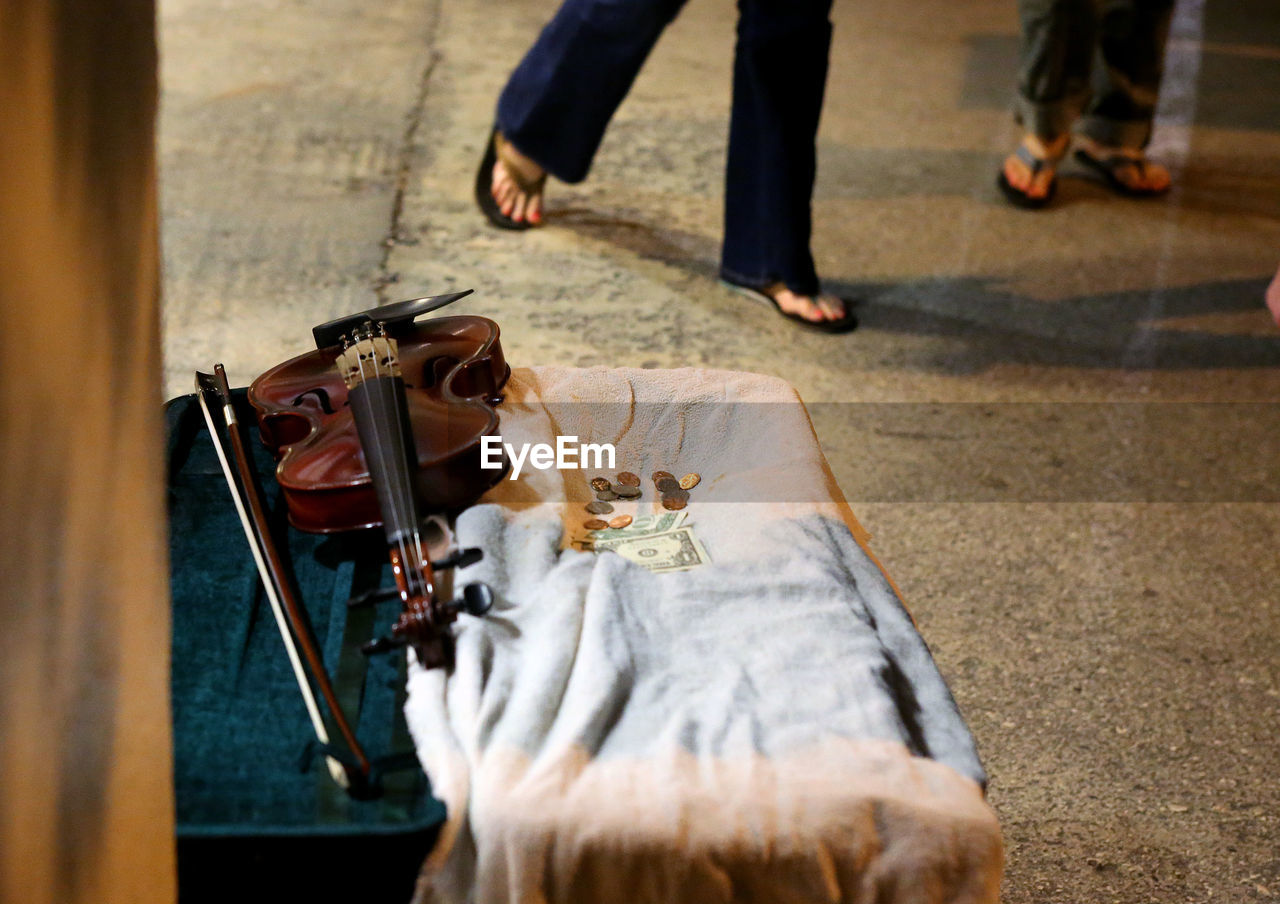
[{"x1": 496, "y1": 0, "x2": 834, "y2": 297}]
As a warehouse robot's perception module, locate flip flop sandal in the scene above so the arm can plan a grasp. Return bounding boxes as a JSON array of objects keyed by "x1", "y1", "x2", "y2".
[
  {"x1": 720, "y1": 278, "x2": 858, "y2": 334},
  {"x1": 474, "y1": 127, "x2": 547, "y2": 230},
  {"x1": 997, "y1": 142, "x2": 1058, "y2": 209},
  {"x1": 1073, "y1": 148, "x2": 1170, "y2": 198}
]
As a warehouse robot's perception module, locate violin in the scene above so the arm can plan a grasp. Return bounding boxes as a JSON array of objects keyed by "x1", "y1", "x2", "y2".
[
  {"x1": 249, "y1": 291, "x2": 509, "y2": 533},
  {"x1": 247, "y1": 290, "x2": 509, "y2": 669}
]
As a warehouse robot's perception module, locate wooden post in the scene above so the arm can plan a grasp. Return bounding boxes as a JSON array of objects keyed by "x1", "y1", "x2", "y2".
[{"x1": 0, "y1": 1, "x2": 176, "y2": 902}]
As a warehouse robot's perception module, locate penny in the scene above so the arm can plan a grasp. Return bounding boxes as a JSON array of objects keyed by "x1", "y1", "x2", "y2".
[
  {"x1": 596, "y1": 489, "x2": 618, "y2": 501},
  {"x1": 616, "y1": 471, "x2": 640, "y2": 487},
  {"x1": 586, "y1": 501, "x2": 614, "y2": 515},
  {"x1": 608, "y1": 514, "x2": 633, "y2": 529},
  {"x1": 584, "y1": 519, "x2": 610, "y2": 531},
  {"x1": 613, "y1": 484, "x2": 642, "y2": 499},
  {"x1": 655, "y1": 477, "x2": 680, "y2": 493},
  {"x1": 651, "y1": 470, "x2": 675, "y2": 484},
  {"x1": 661, "y1": 495, "x2": 687, "y2": 511},
  {"x1": 590, "y1": 477, "x2": 612, "y2": 492},
  {"x1": 679, "y1": 473, "x2": 701, "y2": 490}
]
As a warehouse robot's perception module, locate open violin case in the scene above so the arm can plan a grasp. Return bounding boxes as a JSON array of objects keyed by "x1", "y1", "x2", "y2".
[{"x1": 165, "y1": 389, "x2": 443, "y2": 903}]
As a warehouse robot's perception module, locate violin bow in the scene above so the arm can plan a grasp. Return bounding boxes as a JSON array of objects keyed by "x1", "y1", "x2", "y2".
[{"x1": 195, "y1": 365, "x2": 370, "y2": 787}]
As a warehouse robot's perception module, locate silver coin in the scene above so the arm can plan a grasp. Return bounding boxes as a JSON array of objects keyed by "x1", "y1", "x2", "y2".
[
  {"x1": 613, "y1": 484, "x2": 642, "y2": 499},
  {"x1": 586, "y1": 500, "x2": 614, "y2": 515},
  {"x1": 596, "y1": 489, "x2": 618, "y2": 501}
]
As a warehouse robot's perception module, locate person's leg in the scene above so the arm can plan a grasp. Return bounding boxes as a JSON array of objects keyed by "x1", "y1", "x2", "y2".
[
  {"x1": 1001, "y1": 0, "x2": 1094, "y2": 203},
  {"x1": 1080, "y1": 0, "x2": 1174, "y2": 147},
  {"x1": 1073, "y1": 0, "x2": 1174, "y2": 193},
  {"x1": 719, "y1": 0, "x2": 850, "y2": 324},
  {"x1": 489, "y1": 0, "x2": 688, "y2": 223},
  {"x1": 1015, "y1": 0, "x2": 1096, "y2": 140}
]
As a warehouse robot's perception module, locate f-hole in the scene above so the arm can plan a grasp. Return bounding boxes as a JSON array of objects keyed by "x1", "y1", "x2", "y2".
[
  {"x1": 417, "y1": 356, "x2": 460, "y2": 390},
  {"x1": 291, "y1": 387, "x2": 336, "y2": 414}
]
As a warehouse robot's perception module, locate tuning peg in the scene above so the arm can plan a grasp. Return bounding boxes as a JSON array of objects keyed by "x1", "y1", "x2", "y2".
[
  {"x1": 360, "y1": 582, "x2": 491, "y2": 657},
  {"x1": 432, "y1": 547, "x2": 484, "y2": 571},
  {"x1": 449, "y1": 582, "x2": 494, "y2": 617}
]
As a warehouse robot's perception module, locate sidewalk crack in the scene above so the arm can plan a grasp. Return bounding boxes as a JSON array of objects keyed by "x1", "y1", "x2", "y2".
[{"x1": 375, "y1": 0, "x2": 443, "y2": 304}]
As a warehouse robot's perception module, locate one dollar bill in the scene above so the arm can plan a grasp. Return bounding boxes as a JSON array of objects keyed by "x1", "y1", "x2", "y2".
[{"x1": 590, "y1": 526, "x2": 710, "y2": 573}]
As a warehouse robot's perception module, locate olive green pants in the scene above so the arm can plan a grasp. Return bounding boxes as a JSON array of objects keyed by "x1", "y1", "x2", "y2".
[{"x1": 1015, "y1": 0, "x2": 1175, "y2": 148}]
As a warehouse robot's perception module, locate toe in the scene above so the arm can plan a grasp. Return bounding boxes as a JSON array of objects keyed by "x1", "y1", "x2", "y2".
[
  {"x1": 1003, "y1": 155, "x2": 1029, "y2": 191},
  {"x1": 1004, "y1": 154, "x2": 1050, "y2": 199},
  {"x1": 491, "y1": 158, "x2": 544, "y2": 224},
  {"x1": 798, "y1": 299, "x2": 825, "y2": 323},
  {"x1": 1145, "y1": 162, "x2": 1172, "y2": 192},
  {"x1": 817, "y1": 294, "x2": 846, "y2": 321},
  {"x1": 496, "y1": 178, "x2": 520, "y2": 217},
  {"x1": 775, "y1": 289, "x2": 826, "y2": 323},
  {"x1": 492, "y1": 165, "x2": 512, "y2": 208},
  {"x1": 1119, "y1": 160, "x2": 1168, "y2": 193}
]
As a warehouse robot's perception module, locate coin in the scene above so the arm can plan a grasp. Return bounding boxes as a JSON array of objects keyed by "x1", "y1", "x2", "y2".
[
  {"x1": 608, "y1": 514, "x2": 633, "y2": 529},
  {"x1": 651, "y1": 470, "x2": 675, "y2": 484},
  {"x1": 655, "y1": 477, "x2": 680, "y2": 494},
  {"x1": 613, "y1": 484, "x2": 642, "y2": 499},
  {"x1": 616, "y1": 471, "x2": 640, "y2": 487},
  {"x1": 661, "y1": 495, "x2": 687, "y2": 511},
  {"x1": 586, "y1": 501, "x2": 614, "y2": 515},
  {"x1": 679, "y1": 473, "x2": 701, "y2": 490},
  {"x1": 596, "y1": 489, "x2": 618, "y2": 501},
  {"x1": 584, "y1": 519, "x2": 610, "y2": 531},
  {"x1": 590, "y1": 477, "x2": 612, "y2": 492}
]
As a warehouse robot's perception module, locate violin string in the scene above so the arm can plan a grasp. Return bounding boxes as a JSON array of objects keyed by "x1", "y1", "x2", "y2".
[
  {"x1": 381, "y1": 322, "x2": 433, "y2": 604},
  {"x1": 355, "y1": 324, "x2": 427, "y2": 603},
  {"x1": 379, "y1": 325, "x2": 428, "y2": 602}
]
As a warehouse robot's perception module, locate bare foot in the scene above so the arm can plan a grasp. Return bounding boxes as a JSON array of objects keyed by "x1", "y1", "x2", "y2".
[
  {"x1": 1075, "y1": 135, "x2": 1171, "y2": 194},
  {"x1": 491, "y1": 135, "x2": 545, "y2": 226},
  {"x1": 1001, "y1": 132, "x2": 1070, "y2": 202},
  {"x1": 771, "y1": 286, "x2": 848, "y2": 323}
]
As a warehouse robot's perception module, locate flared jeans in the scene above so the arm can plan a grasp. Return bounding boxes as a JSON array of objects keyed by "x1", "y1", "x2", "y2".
[{"x1": 496, "y1": 0, "x2": 834, "y2": 297}]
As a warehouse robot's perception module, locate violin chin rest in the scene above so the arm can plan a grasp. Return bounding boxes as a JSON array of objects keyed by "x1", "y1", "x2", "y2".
[{"x1": 311, "y1": 290, "x2": 475, "y2": 349}]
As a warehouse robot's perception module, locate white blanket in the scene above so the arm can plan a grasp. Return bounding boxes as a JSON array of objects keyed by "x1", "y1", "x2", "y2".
[{"x1": 406, "y1": 367, "x2": 1002, "y2": 904}]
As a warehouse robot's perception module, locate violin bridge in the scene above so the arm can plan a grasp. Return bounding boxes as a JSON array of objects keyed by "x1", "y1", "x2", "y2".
[{"x1": 336, "y1": 331, "x2": 402, "y2": 389}]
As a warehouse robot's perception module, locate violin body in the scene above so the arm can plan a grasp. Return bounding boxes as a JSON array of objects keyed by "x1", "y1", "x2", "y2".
[{"x1": 248, "y1": 314, "x2": 510, "y2": 533}]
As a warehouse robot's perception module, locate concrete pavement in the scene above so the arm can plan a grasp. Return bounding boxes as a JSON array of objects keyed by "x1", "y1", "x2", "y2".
[{"x1": 160, "y1": 0, "x2": 1280, "y2": 900}]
